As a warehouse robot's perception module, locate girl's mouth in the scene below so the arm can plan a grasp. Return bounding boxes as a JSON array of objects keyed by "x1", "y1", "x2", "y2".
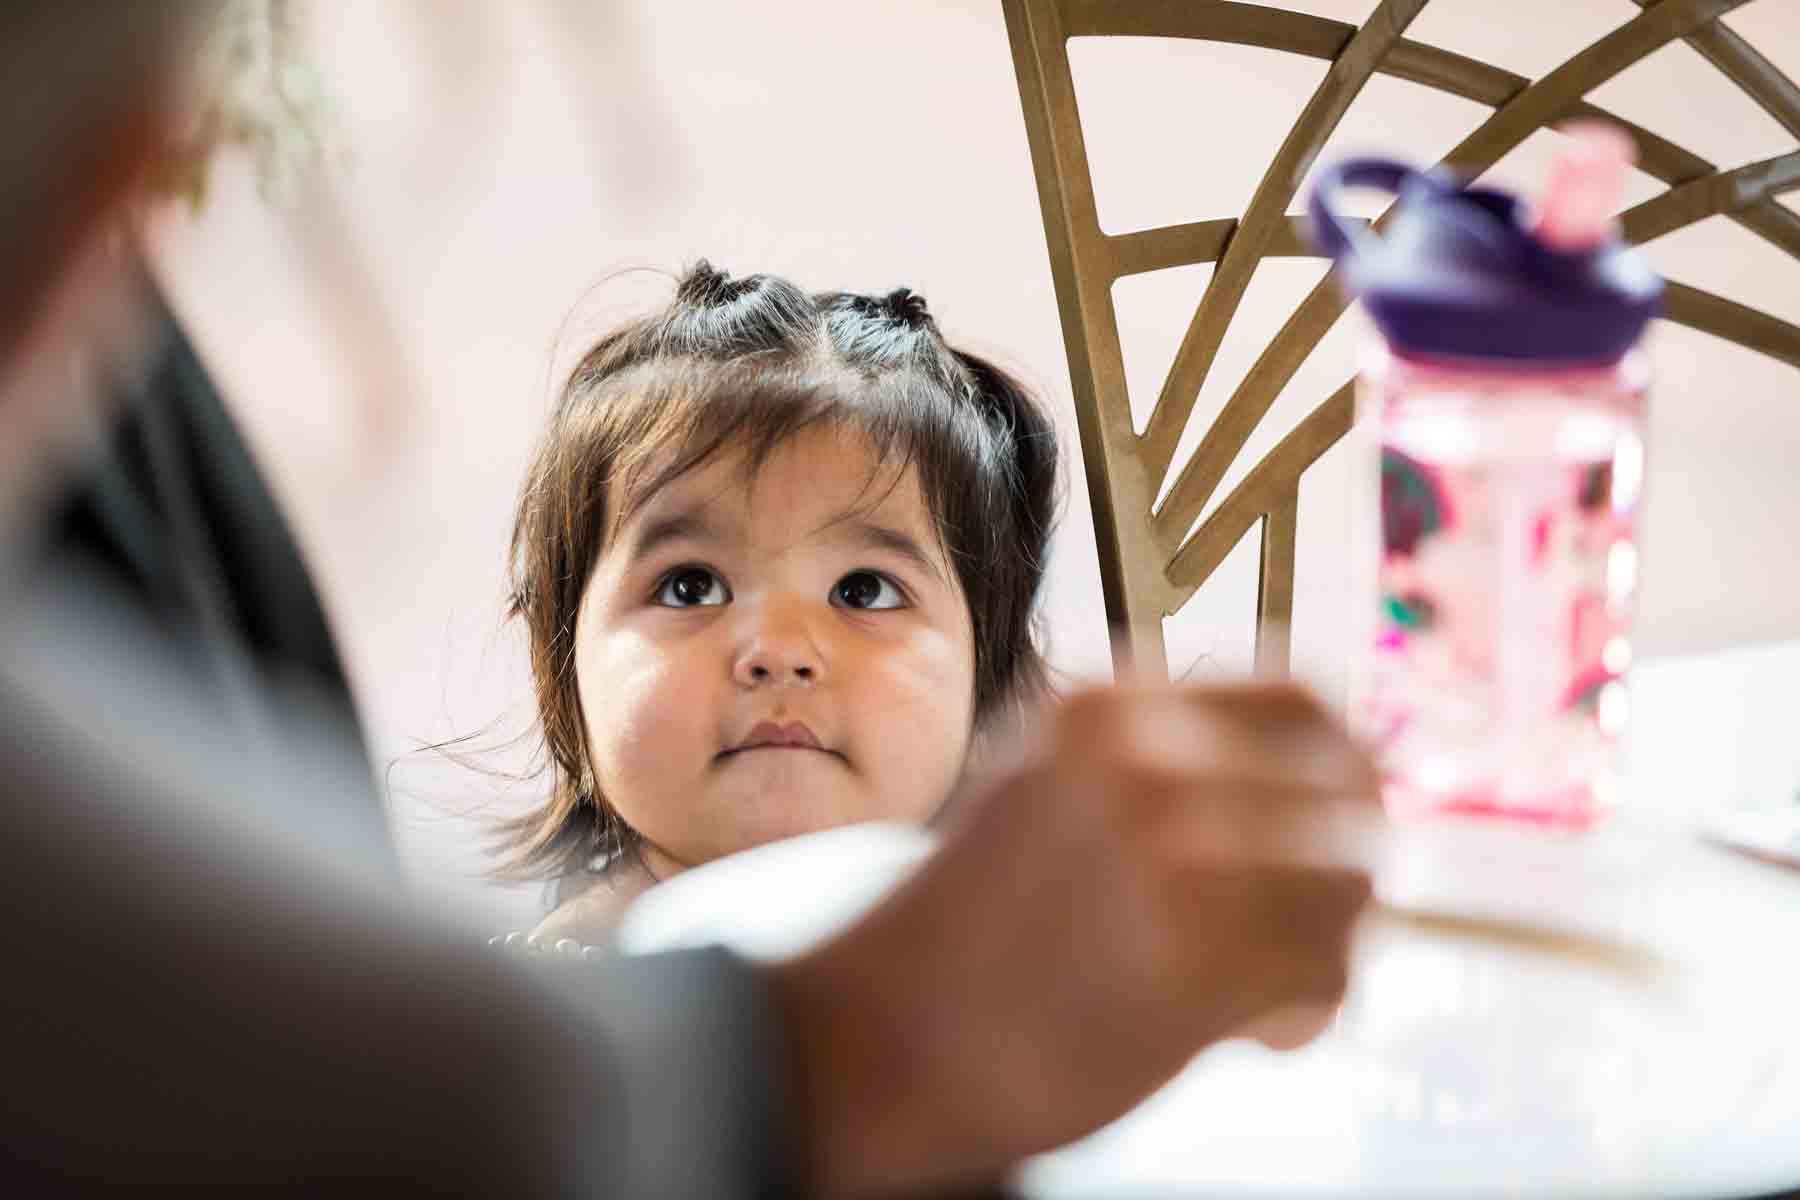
[
  {"x1": 720, "y1": 720, "x2": 841, "y2": 759},
  {"x1": 733, "y1": 720, "x2": 820, "y2": 750}
]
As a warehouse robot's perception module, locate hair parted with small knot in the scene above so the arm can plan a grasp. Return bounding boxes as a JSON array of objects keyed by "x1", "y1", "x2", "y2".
[
  {"x1": 671, "y1": 259, "x2": 749, "y2": 307},
  {"x1": 495, "y1": 260, "x2": 1061, "y2": 882},
  {"x1": 881, "y1": 287, "x2": 934, "y2": 331}
]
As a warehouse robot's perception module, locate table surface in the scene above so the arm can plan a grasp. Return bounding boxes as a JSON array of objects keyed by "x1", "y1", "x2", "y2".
[
  {"x1": 618, "y1": 640, "x2": 1800, "y2": 1198},
  {"x1": 1023, "y1": 639, "x2": 1800, "y2": 1198}
]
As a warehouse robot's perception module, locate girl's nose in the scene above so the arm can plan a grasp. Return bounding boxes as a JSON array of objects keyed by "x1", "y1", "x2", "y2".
[{"x1": 731, "y1": 603, "x2": 825, "y2": 688}]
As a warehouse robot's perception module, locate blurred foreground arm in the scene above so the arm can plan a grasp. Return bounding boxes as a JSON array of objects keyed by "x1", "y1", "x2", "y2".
[{"x1": 0, "y1": 636, "x2": 796, "y2": 1196}]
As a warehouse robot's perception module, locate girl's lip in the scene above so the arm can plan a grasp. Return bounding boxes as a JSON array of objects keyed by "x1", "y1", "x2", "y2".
[{"x1": 724, "y1": 720, "x2": 827, "y2": 755}]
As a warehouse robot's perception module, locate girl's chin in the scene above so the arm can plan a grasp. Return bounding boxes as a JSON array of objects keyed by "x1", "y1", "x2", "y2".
[
  {"x1": 706, "y1": 796, "x2": 890, "y2": 859},
  {"x1": 715, "y1": 745, "x2": 847, "y2": 769},
  {"x1": 709, "y1": 746, "x2": 851, "y2": 787}
]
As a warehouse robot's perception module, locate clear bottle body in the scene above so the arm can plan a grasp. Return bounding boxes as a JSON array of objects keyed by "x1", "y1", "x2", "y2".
[{"x1": 1351, "y1": 346, "x2": 1650, "y2": 827}]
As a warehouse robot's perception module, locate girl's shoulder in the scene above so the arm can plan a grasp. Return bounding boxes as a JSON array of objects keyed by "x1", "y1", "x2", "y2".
[{"x1": 529, "y1": 859, "x2": 658, "y2": 946}]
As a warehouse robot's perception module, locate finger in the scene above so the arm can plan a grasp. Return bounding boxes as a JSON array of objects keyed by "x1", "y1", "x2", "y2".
[
  {"x1": 1176, "y1": 683, "x2": 1382, "y2": 797},
  {"x1": 1168, "y1": 862, "x2": 1367, "y2": 1033},
  {"x1": 1047, "y1": 677, "x2": 1380, "y2": 798},
  {"x1": 1146, "y1": 771, "x2": 1388, "y2": 875},
  {"x1": 1237, "y1": 1000, "x2": 1341, "y2": 1052},
  {"x1": 1246, "y1": 863, "x2": 1373, "y2": 955},
  {"x1": 1047, "y1": 685, "x2": 1228, "y2": 784},
  {"x1": 1049, "y1": 686, "x2": 1373, "y2": 805},
  {"x1": 1169, "y1": 860, "x2": 1370, "y2": 971}
]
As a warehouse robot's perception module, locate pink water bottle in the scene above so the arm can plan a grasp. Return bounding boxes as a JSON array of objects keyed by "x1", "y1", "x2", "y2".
[{"x1": 1309, "y1": 126, "x2": 1663, "y2": 828}]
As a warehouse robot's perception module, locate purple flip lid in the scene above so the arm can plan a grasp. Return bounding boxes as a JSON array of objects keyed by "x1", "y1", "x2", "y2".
[{"x1": 1307, "y1": 157, "x2": 1663, "y2": 363}]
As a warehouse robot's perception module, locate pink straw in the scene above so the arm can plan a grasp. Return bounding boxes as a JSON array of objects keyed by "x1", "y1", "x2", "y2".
[{"x1": 1534, "y1": 121, "x2": 1637, "y2": 252}]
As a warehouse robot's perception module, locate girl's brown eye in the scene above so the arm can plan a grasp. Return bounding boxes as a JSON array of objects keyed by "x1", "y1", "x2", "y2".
[
  {"x1": 655, "y1": 566, "x2": 729, "y2": 607},
  {"x1": 832, "y1": 570, "x2": 903, "y2": 611}
]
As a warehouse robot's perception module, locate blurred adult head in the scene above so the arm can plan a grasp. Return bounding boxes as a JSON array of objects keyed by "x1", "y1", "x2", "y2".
[{"x1": 0, "y1": 1, "x2": 209, "y2": 564}]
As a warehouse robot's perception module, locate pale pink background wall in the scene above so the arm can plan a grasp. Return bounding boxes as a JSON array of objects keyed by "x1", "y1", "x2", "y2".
[{"x1": 145, "y1": 1, "x2": 1800, "y2": 930}]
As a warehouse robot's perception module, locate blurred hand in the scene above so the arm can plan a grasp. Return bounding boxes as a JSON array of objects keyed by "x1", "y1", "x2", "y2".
[{"x1": 772, "y1": 679, "x2": 1379, "y2": 1198}]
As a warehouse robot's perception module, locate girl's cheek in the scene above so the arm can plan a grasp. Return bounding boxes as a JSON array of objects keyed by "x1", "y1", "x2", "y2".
[
  {"x1": 892, "y1": 624, "x2": 976, "y2": 703},
  {"x1": 583, "y1": 635, "x2": 690, "y2": 758}
]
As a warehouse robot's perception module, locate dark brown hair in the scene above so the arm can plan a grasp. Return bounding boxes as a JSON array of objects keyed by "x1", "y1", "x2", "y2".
[{"x1": 494, "y1": 261, "x2": 1059, "y2": 881}]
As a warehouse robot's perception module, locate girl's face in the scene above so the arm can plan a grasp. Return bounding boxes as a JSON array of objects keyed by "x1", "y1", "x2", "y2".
[{"x1": 574, "y1": 426, "x2": 977, "y2": 874}]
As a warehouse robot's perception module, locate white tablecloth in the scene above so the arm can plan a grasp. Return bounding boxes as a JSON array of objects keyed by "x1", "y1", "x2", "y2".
[{"x1": 1021, "y1": 640, "x2": 1800, "y2": 1197}]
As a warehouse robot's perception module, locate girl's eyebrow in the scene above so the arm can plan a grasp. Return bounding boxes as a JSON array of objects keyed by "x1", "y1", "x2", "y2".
[
  {"x1": 622, "y1": 505, "x2": 945, "y2": 582},
  {"x1": 623, "y1": 507, "x2": 728, "y2": 562},
  {"x1": 829, "y1": 518, "x2": 948, "y2": 584}
]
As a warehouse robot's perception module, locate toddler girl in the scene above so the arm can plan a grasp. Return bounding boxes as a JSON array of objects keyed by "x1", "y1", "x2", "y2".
[{"x1": 497, "y1": 262, "x2": 1059, "y2": 944}]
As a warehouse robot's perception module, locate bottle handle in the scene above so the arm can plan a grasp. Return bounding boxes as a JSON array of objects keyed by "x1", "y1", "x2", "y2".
[{"x1": 1306, "y1": 157, "x2": 1420, "y2": 264}]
